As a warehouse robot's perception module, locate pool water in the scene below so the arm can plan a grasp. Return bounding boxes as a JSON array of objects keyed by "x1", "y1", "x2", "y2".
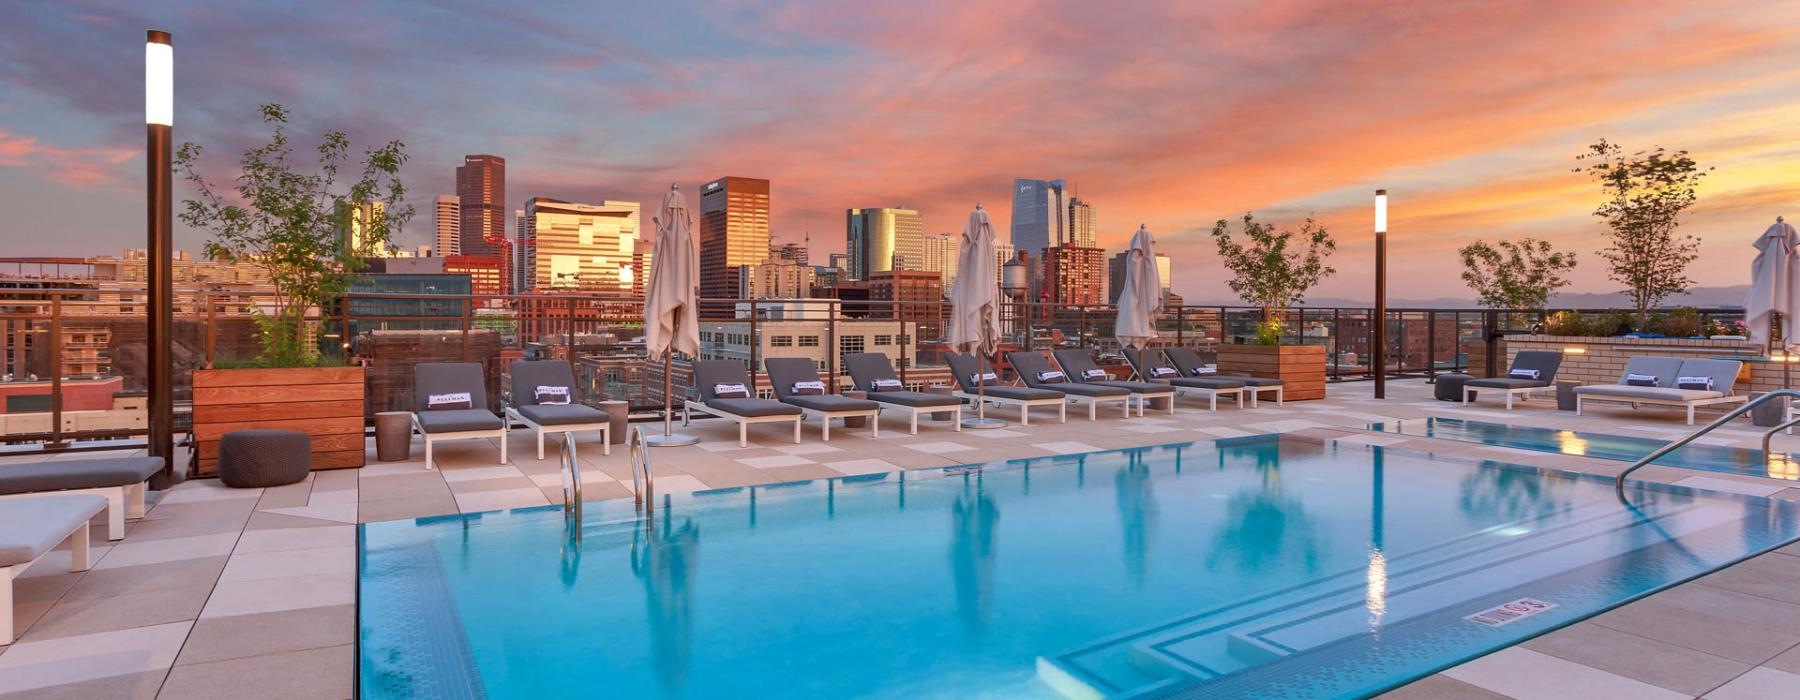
[
  {"x1": 358, "y1": 436, "x2": 1799, "y2": 699},
  {"x1": 1369, "y1": 417, "x2": 1800, "y2": 481}
]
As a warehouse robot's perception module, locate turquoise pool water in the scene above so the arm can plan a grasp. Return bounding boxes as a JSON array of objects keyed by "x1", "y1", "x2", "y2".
[
  {"x1": 1368, "y1": 417, "x2": 1800, "y2": 481},
  {"x1": 358, "y1": 436, "x2": 1799, "y2": 699}
]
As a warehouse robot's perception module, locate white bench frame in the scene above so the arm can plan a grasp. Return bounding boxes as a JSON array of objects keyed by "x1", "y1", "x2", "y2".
[
  {"x1": 411, "y1": 412, "x2": 508, "y2": 470},
  {"x1": 786, "y1": 404, "x2": 880, "y2": 441},
  {"x1": 684, "y1": 400, "x2": 803, "y2": 447},
  {"x1": 0, "y1": 483, "x2": 144, "y2": 541},
  {"x1": 868, "y1": 400, "x2": 964, "y2": 435},
  {"x1": 953, "y1": 390, "x2": 1066, "y2": 425},
  {"x1": 1576, "y1": 392, "x2": 1749, "y2": 425},
  {"x1": 2, "y1": 512, "x2": 92, "y2": 644},
  {"x1": 504, "y1": 407, "x2": 611, "y2": 460},
  {"x1": 1463, "y1": 384, "x2": 1545, "y2": 411},
  {"x1": 1167, "y1": 385, "x2": 1245, "y2": 411}
]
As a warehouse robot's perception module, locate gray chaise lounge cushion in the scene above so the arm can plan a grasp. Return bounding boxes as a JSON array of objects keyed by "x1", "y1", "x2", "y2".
[
  {"x1": 0, "y1": 457, "x2": 163, "y2": 495},
  {"x1": 1600, "y1": 356, "x2": 1684, "y2": 390},
  {"x1": 1466, "y1": 350, "x2": 1562, "y2": 389},
  {"x1": 1164, "y1": 347, "x2": 1284, "y2": 387},
  {"x1": 944, "y1": 353, "x2": 1067, "y2": 401},
  {"x1": 1122, "y1": 348, "x2": 1245, "y2": 390},
  {"x1": 842, "y1": 353, "x2": 962, "y2": 407},
  {"x1": 763, "y1": 358, "x2": 880, "y2": 413},
  {"x1": 415, "y1": 362, "x2": 490, "y2": 411},
  {"x1": 517, "y1": 404, "x2": 607, "y2": 426},
  {"x1": 1052, "y1": 349, "x2": 1176, "y2": 395},
  {"x1": 1007, "y1": 352, "x2": 1130, "y2": 397},
  {"x1": 692, "y1": 360, "x2": 802, "y2": 416},
  {"x1": 416, "y1": 409, "x2": 504, "y2": 433},
  {"x1": 0, "y1": 494, "x2": 106, "y2": 567},
  {"x1": 1572, "y1": 385, "x2": 1726, "y2": 402}
]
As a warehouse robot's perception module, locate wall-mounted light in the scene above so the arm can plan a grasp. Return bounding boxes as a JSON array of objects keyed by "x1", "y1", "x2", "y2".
[{"x1": 1564, "y1": 346, "x2": 1586, "y2": 354}]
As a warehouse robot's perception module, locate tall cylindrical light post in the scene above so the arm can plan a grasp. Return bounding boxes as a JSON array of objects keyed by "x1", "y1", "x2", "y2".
[
  {"x1": 146, "y1": 30, "x2": 175, "y2": 484},
  {"x1": 1373, "y1": 189, "x2": 1388, "y2": 400}
]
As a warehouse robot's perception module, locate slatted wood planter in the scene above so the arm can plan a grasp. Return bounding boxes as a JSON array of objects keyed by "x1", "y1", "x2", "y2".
[
  {"x1": 192, "y1": 366, "x2": 366, "y2": 476},
  {"x1": 1215, "y1": 344, "x2": 1327, "y2": 400}
]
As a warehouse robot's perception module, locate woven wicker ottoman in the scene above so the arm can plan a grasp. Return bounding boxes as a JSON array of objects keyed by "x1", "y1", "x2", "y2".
[{"x1": 218, "y1": 429, "x2": 311, "y2": 488}]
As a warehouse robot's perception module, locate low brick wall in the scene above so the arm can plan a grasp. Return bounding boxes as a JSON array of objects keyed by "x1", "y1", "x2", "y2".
[{"x1": 1503, "y1": 335, "x2": 1784, "y2": 394}]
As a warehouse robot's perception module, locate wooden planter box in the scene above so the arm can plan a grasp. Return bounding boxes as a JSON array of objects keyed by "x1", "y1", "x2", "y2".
[
  {"x1": 192, "y1": 366, "x2": 366, "y2": 476},
  {"x1": 1216, "y1": 344, "x2": 1327, "y2": 400}
]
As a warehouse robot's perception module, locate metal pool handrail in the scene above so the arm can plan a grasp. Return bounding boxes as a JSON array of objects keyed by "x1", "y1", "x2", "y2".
[
  {"x1": 1616, "y1": 389, "x2": 1800, "y2": 495},
  {"x1": 629, "y1": 425, "x2": 655, "y2": 515},
  {"x1": 560, "y1": 431, "x2": 582, "y2": 519}
]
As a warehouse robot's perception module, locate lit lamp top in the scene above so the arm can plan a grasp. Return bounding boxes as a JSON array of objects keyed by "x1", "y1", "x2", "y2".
[
  {"x1": 146, "y1": 30, "x2": 172, "y2": 127},
  {"x1": 1374, "y1": 189, "x2": 1388, "y2": 234}
]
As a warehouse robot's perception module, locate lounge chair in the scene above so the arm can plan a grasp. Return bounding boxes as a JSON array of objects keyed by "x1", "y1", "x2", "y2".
[
  {"x1": 1052, "y1": 349, "x2": 1176, "y2": 416},
  {"x1": 505, "y1": 360, "x2": 611, "y2": 460},
  {"x1": 1462, "y1": 351, "x2": 1564, "y2": 410},
  {"x1": 1007, "y1": 351, "x2": 1132, "y2": 420},
  {"x1": 843, "y1": 353, "x2": 964, "y2": 434},
  {"x1": 412, "y1": 362, "x2": 507, "y2": 469},
  {"x1": 1574, "y1": 357, "x2": 1746, "y2": 425},
  {"x1": 2, "y1": 495, "x2": 105, "y2": 644},
  {"x1": 764, "y1": 358, "x2": 880, "y2": 440},
  {"x1": 0, "y1": 456, "x2": 160, "y2": 541},
  {"x1": 945, "y1": 352, "x2": 1066, "y2": 424},
  {"x1": 1122, "y1": 347, "x2": 1245, "y2": 411},
  {"x1": 1163, "y1": 346, "x2": 1285, "y2": 406},
  {"x1": 684, "y1": 360, "x2": 803, "y2": 447}
]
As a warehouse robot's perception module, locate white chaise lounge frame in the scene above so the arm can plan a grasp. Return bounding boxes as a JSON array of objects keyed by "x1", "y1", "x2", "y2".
[{"x1": 683, "y1": 400, "x2": 803, "y2": 447}]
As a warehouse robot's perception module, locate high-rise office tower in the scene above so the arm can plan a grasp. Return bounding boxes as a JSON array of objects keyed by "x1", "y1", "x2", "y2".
[
  {"x1": 1156, "y1": 253, "x2": 1171, "y2": 299},
  {"x1": 773, "y1": 241, "x2": 808, "y2": 265},
  {"x1": 1067, "y1": 197, "x2": 1096, "y2": 248},
  {"x1": 1043, "y1": 245, "x2": 1106, "y2": 306},
  {"x1": 513, "y1": 209, "x2": 529, "y2": 294},
  {"x1": 1010, "y1": 178, "x2": 1067, "y2": 257},
  {"x1": 845, "y1": 207, "x2": 924, "y2": 281},
  {"x1": 921, "y1": 233, "x2": 957, "y2": 287},
  {"x1": 521, "y1": 197, "x2": 642, "y2": 293},
  {"x1": 738, "y1": 257, "x2": 815, "y2": 298},
  {"x1": 698, "y1": 176, "x2": 771, "y2": 300},
  {"x1": 336, "y1": 200, "x2": 387, "y2": 257},
  {"x1": 434, "y1": 195, "x2": 460, "y2": 257},
  {"x1": 455, "y1": 155, "x2": 506, "y2": 256},
  {"x1": 1109, "y1": 249, "x2": 1172, "y2": 304}
]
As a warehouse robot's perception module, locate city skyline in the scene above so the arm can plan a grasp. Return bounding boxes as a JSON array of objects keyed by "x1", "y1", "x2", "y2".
[{"x1": 3, "y1": 1, "x2": 1798, "y2": 303}]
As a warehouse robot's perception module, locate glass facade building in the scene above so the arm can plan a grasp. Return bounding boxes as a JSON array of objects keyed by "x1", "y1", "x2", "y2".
[
  {"x1": 699, "y1": 176, "x2": 771, "y2": 300},
  {"x1": 520, "y1": 197, "x2": 642, "y2": 294},
  {"x1": 1009, "y1": 178, "x2": 1067, "y2": 257},
  {"x1": 845, "y1": 207, "x2": 923, "y2": 281}
]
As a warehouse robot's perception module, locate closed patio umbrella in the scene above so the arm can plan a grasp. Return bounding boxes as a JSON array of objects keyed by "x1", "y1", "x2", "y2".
[
  {"x1": 949, "y1": 204, "x2": 1006, "y2": 428},
  {"x1": 1115, "y1": 224, "x2": 1162, "y2": 352},
  {"x1": 1747, "y1": 216, "x2": 1800, "y2": 352},
  {"x1": 643, "y1": 183, "x2": 701, "y2": 446}
]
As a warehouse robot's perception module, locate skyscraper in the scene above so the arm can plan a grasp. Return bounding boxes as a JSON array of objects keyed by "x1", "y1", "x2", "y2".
[
  {"x1": 1110, "y1": 249, "x2": 1172, "y2": 304},
  {"x1": 845, "y1": 207, "x2": 924, "y2": 281},
  {"x1": 1010, "y1": 178, "x2": 1067, "y2": 257},
  {"x1": 335, "y1": 200, "x2": 386, "y2": 257},
  {"x1": 698, "y1": 176, "x2": 771, "y2": 299},
  {"x1": 921, "y1": 233, "x2": 957, "y2": 287},
  {"x1": 1043, "y1": 245, "x2": 1106, "y2": 306},
  {"x1": 455, "y1": 155, "x2": 506, "y2": 256},
  {"x1": 434, "y1": 195, "x2": 460, "y2": 257},
  {"x1": 1067, "y1": 197, "x2": 1096, "y2": 248},
  {"x1": 773, "y1": 241, "x2": 808, "y2": 265},
  {"x1": 522, "y1": 197, "x2": 642, "y2": 293},
  {"x1": 513, "y1": 209, "x2": 529, "y2": 294}
]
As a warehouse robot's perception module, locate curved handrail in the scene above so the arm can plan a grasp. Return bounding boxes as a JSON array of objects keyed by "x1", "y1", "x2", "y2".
[
  {"x1": 629, "y1": 425, "x2": 655, "y2": 515},
  {"x1": 1616, "y1": 389, "x2": 1800, "y2": 496},
  {"x1": 560, "y1": 431, "x2": 582, "y2": 519}
]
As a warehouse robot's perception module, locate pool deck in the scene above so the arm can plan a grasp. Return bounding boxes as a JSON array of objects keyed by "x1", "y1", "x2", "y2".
[{"x1": 3, "y1": 376, "x2": 1800, "y2": 699}]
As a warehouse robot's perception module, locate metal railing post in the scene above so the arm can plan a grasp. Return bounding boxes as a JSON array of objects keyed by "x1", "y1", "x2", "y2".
[
  {"x1": 748, "y1": 298, "x2": 760, "y2": 392},
  {"x1": 49, "y1": 293, "x2": 64, "y2": 448},
  {"x1": 827, "y1": 300, "x2": 839, "y2": 391}
]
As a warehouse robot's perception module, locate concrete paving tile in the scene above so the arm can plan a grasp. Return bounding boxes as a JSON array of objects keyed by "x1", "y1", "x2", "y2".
[
  {"x1": 59, "y1": 557, "x2": 227, "y2": 603},
  {"x1": 445, "y1": 475, "x2": 539, "y2": 494},
  {"x1": 0, "y1": 669, "x2": 163, "y2": 700},
  {"x1": 1703, "y1": 666, "x2": 1800, "y2": 699},
  {"x1": 822, "y1": 458, "x2": 901, "y2": 476},
  {"x1": 1699, "y1": 553, "x2": 1800, "y2": 605},
  {"x1": 758, "y1": 464, "x2": 845, "y2": 482},
  {"x1": 1591, "y1": 597, "x2": 1800, "y2": 664},
  {"x1": 26, "y1": 586, "x2": 210, "y2": 641},
  {"x1": 119, "y1": 512, "x2": 248, "y2": 543},
  {"x1": 1442, "y1": 646, "x2": 1688, "y2": 700},
  {"x1": 1765, "y1": 643, "x2": 1800, "y2": 675},
  {"x1": 200, "y1": 574, "x2": 353, "y2": 619},
  {"x1": 253, "y1": 479, "x2": 314, "y2": 510},
  {"x1": 689, "y1": 470, "x2": 779, "y2": 489},
  {"x1": 159, "y1": 645, "x2": 353, "y2": 700},
  {"x1": 219, "y1": 546, "x2": 355, "y2": 582},
  {"x1": 244, "y1": 511, "x2": 348, "y2": 531},
  {"x1": 0, "y1": 621, "x2": 191, "y2": 694},
  {"x1": 1377, "y1": 674, "x2": 1510, "y2": 700},
  {"x1": 232, "y1": 526, "x2": 353, "y2": 554},
  {"x1": 138, "y1": 498, "x2": 258, "y2": 523},
  {"x1": 1523, "y1": 621, "x2": 1751, "y2": 696},
  {"x1": 175, "y1": 605, "x2": 353, "y2": 667},
  {"x1": 93, "y1": 533, "x2": 239, "y2": 571}
]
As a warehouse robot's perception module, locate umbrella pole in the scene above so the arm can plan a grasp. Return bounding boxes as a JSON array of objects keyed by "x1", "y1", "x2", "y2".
[
  {"x1": 962, "y1": 346, "x2": 1007, "y2": 429},
  {"x1": 646, "y1": 348, "x2": 698, "y2": 447}
]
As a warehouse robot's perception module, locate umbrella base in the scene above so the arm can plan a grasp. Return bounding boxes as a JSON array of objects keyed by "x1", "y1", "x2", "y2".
[
  {"x1": 643, "y1": 434, "x2": 700, "y2": 447},
  {"x1": 961, "y1": 417, "x2": 1008, "y2": 430}
]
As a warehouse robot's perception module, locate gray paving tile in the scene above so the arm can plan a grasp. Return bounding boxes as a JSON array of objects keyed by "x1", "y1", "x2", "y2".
[
  {"x1": 0, "y1": 670, "x2": 163, "y2": 700},
  {"x1": 175, "y1": 605, "x2": 353, "y2": 666},
  {"x1": 1591, "y1": 596, "x2": 1800, "y2": 664},
  {"x1": 1766, "y1": 643, "x2": 1800, "y2": 675},
  {"x1": 1377, "y1": 674, "x2": 1510, "y2": 699},
  {"x1": 1702, "y1": 666, "x2": 1800, "y2": 699},
  {"x1": 59, "y1": 557, "x2": 228, "y2": 602},
  {"x1": 158, "y1": 645, "x2": 352, "y2": 700},
  {"x1": 26, "y1": 586, "x2": 210, "y2": 641},
  {"x1": 1523, "y1": 621, "x2": 1751, "y2": 695}
]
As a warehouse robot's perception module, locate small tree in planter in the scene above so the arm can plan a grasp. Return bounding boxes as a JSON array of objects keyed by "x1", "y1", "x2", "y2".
[
  {"x1": 1575, "y1": 139, "x2": 1708, "y2": 329},
  {"x1": 1458, "y1": 238, "x2": 1577, "y2": 327},
  {"x1": 176, "y1": 103, "x2": 414, "y2": 367},
  {"x1": 1210, "y1": 213, "x2": 1335, "y2": 399},
  {"x1": 1211, "y1": 213, "x2": 1336, "y2": 344}
]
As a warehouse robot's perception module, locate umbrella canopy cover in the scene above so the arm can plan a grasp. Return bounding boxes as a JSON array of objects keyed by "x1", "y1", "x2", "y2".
[
  {"x1": 1746, "y1": 216, "x2": 1800, "y2": 349},
  {"x1": 949, "y1": 207, "x2": 1003, "y2": 355},
  {"x1": 1115, "y1": 225, "x2": 1162, "y2": 349},
  {"x1": 645, "y1": 186, "x2": 701, "y2": 358}
]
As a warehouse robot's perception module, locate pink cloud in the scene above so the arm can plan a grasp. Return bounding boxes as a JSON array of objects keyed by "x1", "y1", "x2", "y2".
[{"x1": 0, "y1": 128, "x2": 135, "y2": 189}]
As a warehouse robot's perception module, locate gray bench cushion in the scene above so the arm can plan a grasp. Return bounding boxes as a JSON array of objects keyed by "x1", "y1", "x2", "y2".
[
  {"x1": 0, "y1": 457, "x2": 163, "y2": 495},
  {"x1": 416, "y1": 408, "x2": 505, "y2": 433},
  {"x1": 0, "y1": 494, "x2": 106, "y2": 567},
  {"x1": 866, "y1": 391, "x2": 963, "y2": 408},
  {"x1": 1167, "y1": 377, "x2": 1246, "y2": 390},
  {"x1": 1464, "y1": 377, "x2": 1549, "y2": 390},
  {"x1": 781, "y1": 395, "x2": 879, "y2": 413},
  {"x1": 703, "y1": 398, "x2": 802, "y2": 418},
  {"x1": 517, "y1": 404, "x2": 608, "y2": 426},
  {"x1": 1573, "y1": 385, "x2": 1726, "y2": 402},
  {"x1": 972, "y1": 386, "x2": 1065, "y2": 402}
]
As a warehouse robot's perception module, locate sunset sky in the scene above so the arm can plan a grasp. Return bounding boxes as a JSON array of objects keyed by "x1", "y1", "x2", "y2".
[{"x1": 2, "y1": 0, "x2": 1797, "y2": 303}]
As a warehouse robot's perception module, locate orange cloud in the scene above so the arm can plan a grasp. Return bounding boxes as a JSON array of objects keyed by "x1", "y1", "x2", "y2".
[{"x1": 0, "y1": 128, "x2": 134, "y2": 189}]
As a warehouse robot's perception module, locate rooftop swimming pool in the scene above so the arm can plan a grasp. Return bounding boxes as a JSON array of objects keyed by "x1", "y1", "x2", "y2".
[
  {"x1": 1369, "y1": 417, "x2": 1800, "y2": 481},
  {"x1": 358, "y1": 435, "x2": 1799, "y2": 699}
]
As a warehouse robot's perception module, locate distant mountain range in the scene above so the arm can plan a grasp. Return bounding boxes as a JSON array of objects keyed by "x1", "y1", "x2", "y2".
[{"x1": 1188, "y1": 285, "x2": 1752, "y2": 310}]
